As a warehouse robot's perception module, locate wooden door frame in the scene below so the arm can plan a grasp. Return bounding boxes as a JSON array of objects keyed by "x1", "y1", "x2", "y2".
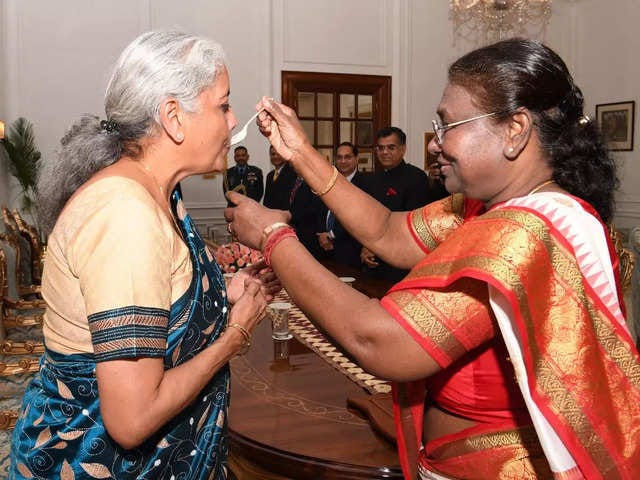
[{"x1": 281, "y1": 71, "x2": 391, "y2": 171}]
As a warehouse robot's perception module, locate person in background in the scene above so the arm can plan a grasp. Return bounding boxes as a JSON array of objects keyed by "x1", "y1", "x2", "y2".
[
  {"x1": 226, "y1": 38, "x2": 639, "y2": 479},
  {"x1": 223, "y1": 145, "x2": 263, "y2": 205},
  {"x1": 317, "y1": 142, "x2": 367, "y2": 268},
  {"x1": 425, "y1": 151, "x2": 448, "y2": 201},
  {"x1": 288, "y1": 171, "x2": 326, "y2": 260},
  {"x1": 263, "y1": 145, "x2": 296, "y2": 210},
  {"x1": 361, "y1": 126, "x2": 444, "y2": 282},
  {"x1": 11, "y1": 30, "x2": 279, "y2": 480}
]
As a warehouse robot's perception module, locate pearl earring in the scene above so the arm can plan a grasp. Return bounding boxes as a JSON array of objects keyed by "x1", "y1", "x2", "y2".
[
  {"x1": 176, "y1": 133, "x2": 184, "y2": 142},
  {"x1": 508, "y1": 147, "x2": 514, "y2": 153}
]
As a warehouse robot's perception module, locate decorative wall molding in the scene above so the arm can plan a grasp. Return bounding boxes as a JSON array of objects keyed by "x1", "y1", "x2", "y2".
[{"x1": 281, "y1": 0, "x2": 387, "y2": 68}]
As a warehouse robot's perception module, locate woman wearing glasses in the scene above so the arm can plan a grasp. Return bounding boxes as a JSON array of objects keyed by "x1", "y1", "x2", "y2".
[{"x1": 226, "y1": 39, "x2": 640, "y2": 479}]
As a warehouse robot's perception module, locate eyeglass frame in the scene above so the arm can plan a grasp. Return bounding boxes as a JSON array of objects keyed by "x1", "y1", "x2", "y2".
[{"x1": 431, "y1": 111, "x2": 501, "y2": 144}]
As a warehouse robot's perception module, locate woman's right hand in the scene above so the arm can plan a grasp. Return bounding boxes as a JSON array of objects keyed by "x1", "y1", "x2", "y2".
[
  {"x1": 225, "y1": 192, "x2": 290, "y2": 250},
  {"x1": 227, "y1": 278, "x2": 267, "y2": 344},
  {"x1": 256, "y1": 97, "x2": 311, "y2": 163}
]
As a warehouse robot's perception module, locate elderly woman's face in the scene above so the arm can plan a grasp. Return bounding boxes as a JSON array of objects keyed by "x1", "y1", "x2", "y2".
[
  {"x1": 183, "y1": 66, "x2": 237, "y2": 173},
  {"x1": 428, "y1": 83, "x2": 507, "y2": 202}
]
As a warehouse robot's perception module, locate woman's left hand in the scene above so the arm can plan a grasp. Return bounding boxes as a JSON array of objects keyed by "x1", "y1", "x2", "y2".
[{"x1": 226, "y1": 260, "x2": 282, "y2": 304}]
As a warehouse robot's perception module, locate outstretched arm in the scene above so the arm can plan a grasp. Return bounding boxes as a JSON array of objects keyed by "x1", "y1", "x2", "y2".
[
  {"x1": 255, "y1": 98, "x2": 425, "y2": 269},
  {"x1": 225, "y1": 193, "x2": 440, "y2": 382}
]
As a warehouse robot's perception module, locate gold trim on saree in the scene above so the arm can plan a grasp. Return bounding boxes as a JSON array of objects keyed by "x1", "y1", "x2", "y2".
[
  {"x1": 411, "y1": 207, "x2": 639, "y2": 475},
  {"x1": 410, "y1": 194, "x2": 466, "y2": 252},
  {"x1": 424, "y1": 425, "x2": 553, "y2": 479}
]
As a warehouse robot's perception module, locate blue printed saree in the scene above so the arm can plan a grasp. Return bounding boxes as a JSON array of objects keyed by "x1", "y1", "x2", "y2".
[{"x1": 10, "y1": 188, "x2": 230, "y2": 479}]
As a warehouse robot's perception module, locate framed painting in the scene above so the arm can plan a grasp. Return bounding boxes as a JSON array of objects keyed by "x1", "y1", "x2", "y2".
[{"x1": 596, "y1": 101, "x2": 635, "y2": 151}]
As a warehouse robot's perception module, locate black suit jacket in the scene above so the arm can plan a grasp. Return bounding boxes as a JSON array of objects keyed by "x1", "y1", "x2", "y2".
[
  {"x1": 224, "y1": 164, "x2": 264, "y2": 205},
  {"x1": 361, "y1": 160, "x2": 442, "y2": 211},
  {"x1": 290, "y1": 177, "x2": 326, "y2": 259},
  {"x1": 319, "y1": 171, "x2": 367, "y2": 268},
  {"x1": 360, "y1": 160, "x2": 447, "y2": 282},
  {"x1": 263, "y1": 163, "x2": 297, "y2": 210}
]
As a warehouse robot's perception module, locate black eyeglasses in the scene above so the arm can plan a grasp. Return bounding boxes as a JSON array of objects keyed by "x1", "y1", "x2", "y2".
[{"x1": 431, "y1": 111, "x2": 500, "y2": 144}]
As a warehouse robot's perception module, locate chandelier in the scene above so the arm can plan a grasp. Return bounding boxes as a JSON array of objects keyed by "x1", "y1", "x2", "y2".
[{"x1": 450, "y1": 0, "x2": 553, "y2": 45}]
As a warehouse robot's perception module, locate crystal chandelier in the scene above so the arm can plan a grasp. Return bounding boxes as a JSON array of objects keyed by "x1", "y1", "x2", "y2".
[{"x1": 450, "y1": 0, "x2": 552, "y2": 45}]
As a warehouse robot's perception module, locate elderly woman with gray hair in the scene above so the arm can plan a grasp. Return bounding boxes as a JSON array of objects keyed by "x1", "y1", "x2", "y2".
[{"x1": 10, "y1": 30, "x2": 276, "y2": 479}]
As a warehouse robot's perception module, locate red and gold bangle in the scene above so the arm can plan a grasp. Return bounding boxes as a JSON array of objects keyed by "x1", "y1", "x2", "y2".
[
  {"x1": 262, "y1": 226, "x2": 298, "y2": 267},
  {"x1": 260, "y1": 221, "x2": 290, "y2": 250}
]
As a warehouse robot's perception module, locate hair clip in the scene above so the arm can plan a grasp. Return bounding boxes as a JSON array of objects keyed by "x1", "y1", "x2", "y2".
[
  {"x1": 578, "y1": 115, "x2": 591, "y2": 126},
  {"x1": 100, "y1": 119, "x2": 120, "y2": 134}
]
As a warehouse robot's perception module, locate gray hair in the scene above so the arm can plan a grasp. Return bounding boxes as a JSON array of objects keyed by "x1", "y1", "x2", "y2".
[{"x1": 37, "y1": 30, "x2": 226, "y2": 235}]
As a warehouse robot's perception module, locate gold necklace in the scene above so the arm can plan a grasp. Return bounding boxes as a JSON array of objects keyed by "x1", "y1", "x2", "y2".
[
  {"x1": 137, "y1": 160, "x2": 168, "y2": 199},
  {"x1": 136, "y1": 160, "x2": 182, "y2": 234},
  {"x1": 528, "y1": 179, "x2": 555, "y2": 196}
]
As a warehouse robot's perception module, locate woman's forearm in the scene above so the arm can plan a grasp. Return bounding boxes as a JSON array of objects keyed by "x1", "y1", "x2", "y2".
[
  {"x1": 289, "y1": 143, "x2": 422, "y2": 268},
  {"x1": 98, "y1": 323, "x2": 246, "y2": 449},
  {"x1": 267, "y1": 236, "x2": 439, "y2": 380}
]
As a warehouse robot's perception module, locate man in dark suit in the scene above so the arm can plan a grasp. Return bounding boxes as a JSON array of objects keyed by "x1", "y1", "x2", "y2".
[
  {"x1": 360, "y1": 126, "x2": 448, "y2": 282},
  {"x1": 316, "y1": 142, "x2": 366, "y2": 268},
  {"x1": 263, "y1": 145, "x2": 297, "y2": 210},
  {"x1": 223, "y1": 146, "x2": 263, "y2": 206}
]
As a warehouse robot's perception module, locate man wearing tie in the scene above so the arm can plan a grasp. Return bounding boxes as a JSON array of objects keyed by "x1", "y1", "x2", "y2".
[
  {"x1": 223, "y1": 146, "x2": 263, "y2": 205},
  {"x1": 316, "y1": 142, "x2": 366, "y2": 268},
  {"x1": 263, "y1": 145, "x2": 297, "y2": 210}
]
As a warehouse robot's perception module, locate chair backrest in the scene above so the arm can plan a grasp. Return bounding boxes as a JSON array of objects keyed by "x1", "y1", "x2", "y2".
[
  {"x1": 609, "y1": 224, "x2": 634, "y2": 294},
  {"x1": 1, "y1": 206, "x2": 18, "y2": 235},
  {"x1": 0, "y1": 247, "x2": 4, "y2": 341},
  {"x1": 0, "y1": 234, "x2": 20, "y2": 299},
  {"x1": 12, "y1": 209, "x2": 42, "y2": 283}
]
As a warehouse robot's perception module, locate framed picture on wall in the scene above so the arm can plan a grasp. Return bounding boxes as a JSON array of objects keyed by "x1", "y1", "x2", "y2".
[{"x1": 596, "y1": 101, "x2": 635, "y2": 151}]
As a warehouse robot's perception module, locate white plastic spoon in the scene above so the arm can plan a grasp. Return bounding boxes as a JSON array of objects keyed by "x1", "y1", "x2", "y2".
[{"x1": 230, "y1": 110, "x2": 261, "y2": 146}]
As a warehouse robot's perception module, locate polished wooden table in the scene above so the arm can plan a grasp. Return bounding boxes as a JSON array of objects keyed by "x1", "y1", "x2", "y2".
[{"x1": 228, "y1": 267, "x2": 400, "y2": 479}]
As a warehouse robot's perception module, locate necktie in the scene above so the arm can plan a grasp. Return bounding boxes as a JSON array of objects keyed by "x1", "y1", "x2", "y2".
[
  {"x1": 289, "y1": 177, "x2": 303, "y2": 206},
  {"x1": 326, "y1": 210, "x2": 336, "y2": 232},
  {"x1": 273, "y1": 168, "x2": 280, "y2": 181}
]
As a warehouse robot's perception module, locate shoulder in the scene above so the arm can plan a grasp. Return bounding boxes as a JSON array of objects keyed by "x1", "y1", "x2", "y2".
[
  {"x1": 403, "y1": 162, "x2": 428, "y2": 178},
  {"x1": 249, "y1": 165, "x2": 263, "y2": 173},
  {"x1": 55, "y1": 177, "x2": 172, "y2": 243}
]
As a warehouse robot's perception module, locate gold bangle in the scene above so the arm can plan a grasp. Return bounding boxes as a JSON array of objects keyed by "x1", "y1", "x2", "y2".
[
  {"x1": 227, "y1": 323, "x2": 251, "y2": 354},
  {"x1": 261, "y1": 221, "x2": 290, "y2": 250},
  {"x1": 262, "y1": 222, "x2": 289, "y2": 238},
  {"x1": 311, "y1": 166, "x2": 339, "y2": 196}
]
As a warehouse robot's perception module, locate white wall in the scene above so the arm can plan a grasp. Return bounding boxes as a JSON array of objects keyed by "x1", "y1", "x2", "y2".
[
  {"x1": 1, "y1": 0, "x2": 638, "y2": 234},
  {"x1": 0, "y1": 1, "x2": 10, "y2": 209},
  {"x1": 572, "y1": 0, "x2": 640, "y2": 228}
]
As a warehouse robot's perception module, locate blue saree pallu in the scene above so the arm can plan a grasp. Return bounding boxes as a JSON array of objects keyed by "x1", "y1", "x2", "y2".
[{"x1": 10, "y1": 190, "x2": 231, "y2": 479}]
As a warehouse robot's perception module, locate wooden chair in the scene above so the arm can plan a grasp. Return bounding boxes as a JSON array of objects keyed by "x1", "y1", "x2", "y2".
[
  {"x1": 0, "y1": 246, "x2": 46, "y2": 324},
  {"x1": 0, "y1": 282, "x2": 41, "y2": 432},
  {"x1": 610, "y1": 224, "x2": 637, "y2": 349},
  {"x1": 610, "y1": 224, "x2": 634, "y2": 294},
  {"x1": 629, "y1": 227, "x2": 640, "y2": 349},
  {"x1": 0, "y1": 351, "x2": 38, "y2": 430},
  {"x1": 2, "y1": 206, "x2": 41, "y2": 296},
  {"x1": 12, "y1": 209, "x2": 44, "y2": 284}
]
